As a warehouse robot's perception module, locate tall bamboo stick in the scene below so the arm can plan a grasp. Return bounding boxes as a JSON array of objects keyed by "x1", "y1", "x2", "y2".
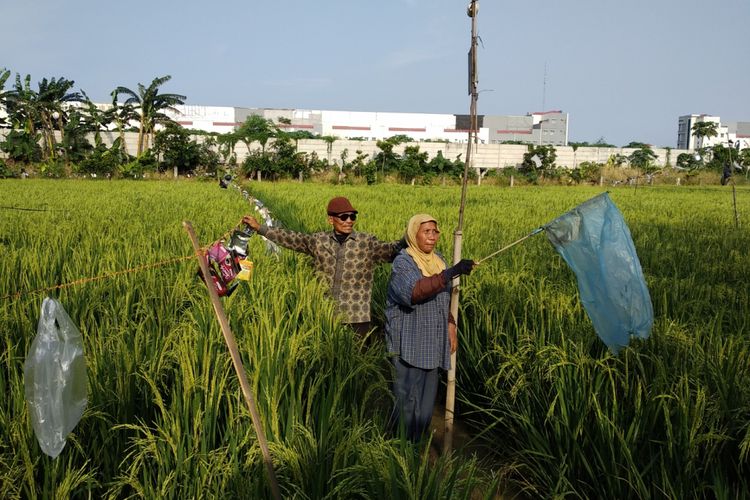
[
  {"x1": 444, "y1": 0, "x2": 479, "y2": 454},
  {"x1": 183, "y1": 221, "x2": 282, "y2": 500}
]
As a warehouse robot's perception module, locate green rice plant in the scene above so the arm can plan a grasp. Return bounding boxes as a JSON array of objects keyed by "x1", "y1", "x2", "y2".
[{"x1": 2, "y1": 179, "x2": 748, "y2": 497}]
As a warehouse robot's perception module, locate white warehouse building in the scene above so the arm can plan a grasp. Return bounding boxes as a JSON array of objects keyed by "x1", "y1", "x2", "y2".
[{"x1": 164, "y1": 105, "x2": 568, "y2": 146}]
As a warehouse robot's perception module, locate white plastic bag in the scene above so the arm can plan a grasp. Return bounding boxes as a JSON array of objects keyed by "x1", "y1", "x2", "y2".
[{"x1": 24, "y1": 297, "x2": 87, "y2": 458}]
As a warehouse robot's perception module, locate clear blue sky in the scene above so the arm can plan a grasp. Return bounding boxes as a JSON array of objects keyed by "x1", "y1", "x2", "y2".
[{"x1": 3, "y1": 0, "x2": 748, "y2": 147}]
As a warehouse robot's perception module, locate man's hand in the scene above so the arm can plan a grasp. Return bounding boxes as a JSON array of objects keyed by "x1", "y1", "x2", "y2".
[{"x1": 242, "y1": 215, "x2": 261, "y2": 231}]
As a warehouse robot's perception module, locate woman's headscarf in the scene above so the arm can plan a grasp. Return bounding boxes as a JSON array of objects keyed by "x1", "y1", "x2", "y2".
[{"x1": 405, "y1": 214, "x2": 446, "y2": 277}]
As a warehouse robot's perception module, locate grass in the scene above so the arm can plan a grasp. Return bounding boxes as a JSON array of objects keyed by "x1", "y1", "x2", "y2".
[
  {"x1": 1, "y1": 179, "x2": 748, "y2": 497},
  {"x1": 1, "y1": 179, "x2": 499, "y2": 498}
]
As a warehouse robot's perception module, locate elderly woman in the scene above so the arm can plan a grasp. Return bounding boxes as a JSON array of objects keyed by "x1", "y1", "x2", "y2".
[{"x1": 385, "y1": 214, "x2": 474, "y2": 442}]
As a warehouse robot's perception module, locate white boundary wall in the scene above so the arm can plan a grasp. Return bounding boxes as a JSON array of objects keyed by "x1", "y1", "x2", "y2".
[{"x1": 0, "y1": 129, "x2": 689, "y2": 170}]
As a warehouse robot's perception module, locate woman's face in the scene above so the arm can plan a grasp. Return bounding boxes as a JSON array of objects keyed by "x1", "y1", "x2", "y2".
[{"x1": 415, "y1": 221, "x2": 440, "y2": 253}]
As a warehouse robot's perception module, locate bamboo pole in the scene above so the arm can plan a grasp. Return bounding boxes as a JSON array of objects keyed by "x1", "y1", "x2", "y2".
[
  {"x1": 444, "y1": 0, "x2": 479, "y2": 455},
  {"x1": 476, "y1": 228, "x2": 544, "y2": 265},
  {"x1": 183, "y1": 221, "x2": 282, "y2": 500}
]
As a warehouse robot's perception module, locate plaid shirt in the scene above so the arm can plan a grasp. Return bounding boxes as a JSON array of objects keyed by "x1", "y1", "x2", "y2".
[
  {"x1": 259, "y1": 226, "x2": 402, "y2": 323},
  {"x1": 385, "y1": 249, "x2": 452, "y2": 371}
]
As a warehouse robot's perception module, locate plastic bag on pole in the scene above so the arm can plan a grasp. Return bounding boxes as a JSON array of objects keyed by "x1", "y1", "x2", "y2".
[
  {"x1": 545, "y1": 193, "x2": 653, "y2": 354},
  {"x1": 24, "y1": 297, "x2": 88, "y2": 458}
]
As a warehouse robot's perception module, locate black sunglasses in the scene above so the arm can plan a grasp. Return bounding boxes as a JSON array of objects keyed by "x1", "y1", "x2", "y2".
[{"x1": 334, "y1": 213, "x2": 357, "y2": 221}]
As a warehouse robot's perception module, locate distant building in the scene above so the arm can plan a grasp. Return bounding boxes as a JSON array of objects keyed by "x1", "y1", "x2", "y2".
[
  {"x1": 677, "y1": 114, "x2": 750, "y2": 150},
  {"x1": 163, "y1": 105, "x2": 569, "y2": 146},
  {"x1": 726, "y1": 121, "x2": 750, "y2": 150}
]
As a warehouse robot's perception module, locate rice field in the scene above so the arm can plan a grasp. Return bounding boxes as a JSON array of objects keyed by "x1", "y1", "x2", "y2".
[{"x1": 1, "y1": 179, "x2": 749, "y2": 498}]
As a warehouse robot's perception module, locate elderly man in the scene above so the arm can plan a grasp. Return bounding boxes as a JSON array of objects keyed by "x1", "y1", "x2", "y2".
[{"x1": 243, "y1": 196, "x2": 405, "y2": 337}]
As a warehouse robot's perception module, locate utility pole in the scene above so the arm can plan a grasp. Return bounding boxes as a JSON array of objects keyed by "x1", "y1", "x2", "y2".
[
  {"x1": 444, "y1": 0, "x2": 479, "y2": 455},
  {"x1": 539, "y1": 62, "x2": 547, "y2": 146}
]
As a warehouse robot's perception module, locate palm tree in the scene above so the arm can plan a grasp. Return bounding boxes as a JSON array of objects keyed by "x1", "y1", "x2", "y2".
[
  {"x1": 112, "y1": 75, "x2": 186, "y2": 156},
  {"x1": 322, "y1": 135, "x2": 337, "y2": 164},
  {"x1": 691, "y1": 121, "x2": 718, "y2": 149}
]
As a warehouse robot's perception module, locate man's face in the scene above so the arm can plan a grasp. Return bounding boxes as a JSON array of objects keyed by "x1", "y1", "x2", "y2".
[{"x1": 328, "y1": 212, "x2": 357, "y2": 234}]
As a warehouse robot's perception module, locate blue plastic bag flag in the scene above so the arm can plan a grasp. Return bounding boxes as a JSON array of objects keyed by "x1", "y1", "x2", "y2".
[{"x1": 544, "y1": 193, "x2": 653, "y2": 354}]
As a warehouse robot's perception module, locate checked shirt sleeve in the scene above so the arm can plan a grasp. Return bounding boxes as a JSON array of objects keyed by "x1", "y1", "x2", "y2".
[{"x1": 388, "y1": 253, "x2": 422, "y2": 309}]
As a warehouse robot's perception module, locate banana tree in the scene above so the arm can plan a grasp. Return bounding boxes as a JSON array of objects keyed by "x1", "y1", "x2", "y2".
[
  {"x1": 112, "y1": 75, "x2": 186, "y2": 156},
  {"x1": 0, "y1": 68, "x2": 11, "y2": 127},
  {"x1": 4, "y1": 74, "x2": 82, "y2": 161}
]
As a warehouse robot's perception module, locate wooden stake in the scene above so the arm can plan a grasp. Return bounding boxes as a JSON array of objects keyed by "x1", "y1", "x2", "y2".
[{"x1": 183, "y1": 221, "x2": 282, "y2": 500}]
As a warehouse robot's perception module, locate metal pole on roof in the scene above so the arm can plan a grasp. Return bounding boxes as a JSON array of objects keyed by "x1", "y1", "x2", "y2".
[{"x1": 444, "y1": 0, "x2": 479, "y2": 455}]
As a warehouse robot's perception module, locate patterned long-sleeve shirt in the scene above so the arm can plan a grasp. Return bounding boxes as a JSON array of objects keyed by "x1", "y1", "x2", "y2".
[
  {"x1": 385, "y1": 249, "x2": 452, "y2": 371},
  {"x1": 258, "y1": 225, "x2": 403, "y2": 323}
]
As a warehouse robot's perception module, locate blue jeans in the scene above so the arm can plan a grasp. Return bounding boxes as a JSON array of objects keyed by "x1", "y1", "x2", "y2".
[{"x1": 390, "y1": 357, "x2": 439, "y2": 442}]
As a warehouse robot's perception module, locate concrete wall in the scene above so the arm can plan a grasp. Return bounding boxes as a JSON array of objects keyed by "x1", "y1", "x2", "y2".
[{"x1": 0, "y1": 128, "x2": 689, "y2": 169}]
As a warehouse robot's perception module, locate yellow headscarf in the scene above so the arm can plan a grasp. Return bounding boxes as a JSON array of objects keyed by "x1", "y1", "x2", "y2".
[{"x1": 405, "y1": 214, "x2": 446, "y2": 277}]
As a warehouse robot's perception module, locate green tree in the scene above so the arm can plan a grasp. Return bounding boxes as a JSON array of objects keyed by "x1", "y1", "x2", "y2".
[
  {"x1": 0, "y1": 68, "x2": 11, "y2": 128},
  {"x1": 676, "y1": 152, "x2": 702, "y2": 171},
  {"x1": 283, "y1": 129, "x2": 315, "y2": 152},
  {"x1": 217, "y1": 130, "x2": 240, "y2": 166},
  {"x1": 79, "y1": 91, "x2": 114, "y2": 147},
  {"x1": 321, "y1": 135, "x2": 337, "y2": 164},
  {"x1": 374, "y1": 135, "x2": 409, "y2": 178},
  {"x1": 399, "y1": 145, "x2": 428, "y2": 183},
  {"x1": 270, "y1": 134, "x2": 307, "y2": 180},
  {"x1": 112, "y1": 75, "x2": 186, "y2": 156},
  {"x1": 77, "y1": 137, "x2": 130, "y2": 176},
  {"x1": 707, "y1": 144, "x2": 739, "y2": 178},
  {"x1": 153, "y1": 122, "x2": 203, "y2": 174},
  {"x1": 59, "y1": 111, "x2": 94, "y2": 164},
  {"x1": 568, "y1": 161, "x2": 602, "y2": 185},
  {"x1": 4, "y1": 74, "x2": 83, "y2": 162},
  {"x1": 624, "y1": 141, "x2": 651, "y2": 149},
  {"x1": 350, "y1": 149, "x2": 370, "y2": 180},
  {"x1": 594, "y1": 137, "x2": 616, "y2": 148},
  {"x1": 628, "y1": 145, "x2": 658, "y2": 174},
  {"x1": 520, "y1": 144, "x2": 557, "y2": 181},
  {"x1": 36, "y1": 76, "x2": 84, "y2": 161},
  {"x1": 691, "y1": 121, "x2": 718, "y2": 149},
  {"x1": 607, "y1": 153, "x2": 628, "y2": 168},
  {"x1": 0, "y1": 129, "x2": 42, "y2": 163},
  {"x1": 738, "y1": 148, "x2": 750, "y2": 178},
  {"x1": 427, "y1": 150, "x2": 450, "y2": 184},
  {"x1": 108, "y1": 91, "x2": 138, "y2": 156},
  {"x1": 237, "y1": 115, "x2": 276, "y2": 155}
]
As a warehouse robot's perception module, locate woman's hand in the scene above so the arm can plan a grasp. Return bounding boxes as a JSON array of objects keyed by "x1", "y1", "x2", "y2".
[{"x1": 448, "y1": 322, "x2": 458, "y2": 353}]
